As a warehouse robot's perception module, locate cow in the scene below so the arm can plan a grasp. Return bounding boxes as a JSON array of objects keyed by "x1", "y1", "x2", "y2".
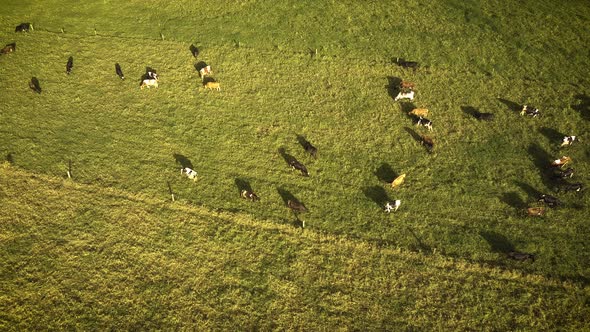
[
  {"x1": 409, "y1": 108, "x2": 428, "y2": 117},
  {"x1": 475, "y1": 111, "x2": 494, "y2": 121},
  {"x1": 400, "y1": 81, "x2": 415, "y2": 90},
  {"x1": 384, "y1": 200, "x2": 401, "y2": 213},
  {"x1": 1, "y1": 43, "x2": 15, "y2": 54},
  {"x1": 421, "y1": 135, "x2": 434, "y2": 152},
  {"x1": 394, "y1": 90, "x2": 415, "y2": 101},
  {"x1": 115, "y1": 63, "x2": 125, "y2": 80},
  {"x1": 289, "y1": 159, "x2": 309, "y2": 176},
  {"x1": 199, "y1": 65, "x2": 212, "y2": 80},
  {"x1": 66, "y1": 56, "x2": 73, "y2": 75},
  {"x1": 303, "y1": 141, "x2": 317, "y2": 158},
  {"x1": 241, "y1": 189, "x2": 259, "y2": 201},
  {"x1": 391, "y1": 174, "x2": 406, "y2": 188},
  {"x1": 15, "y1": 23, "x2": 32, "y2": 32},
  {"x1": 526, "y1": 207, "x2": 546, "y2": 216},
  {"x1": 551, "y1": 156, "x2": 571, "y2": 168},
  {"x1": 554, "y1": 167, "x2": 574, "y2": 179},
  {"x1": 520, "y1": 105, "x2": 540, "y2": 117},
  {"x1": 29, "y1": 77, "x2": 41, "y2": 94},
  {"x1": 560, "y1": 136, "x2": 577, "y2": 147},
  {"x1": 204, "y1": 81, "x2": 220, "y2": 91},
  {"x1": 538, "y1": 194, "x2": 560, "y2": 208},
  {"x1": 417, "y1": 117, "x2": 433, "y2": 131},
  {"x1": 140, "y1": 79, "x2": 158, "y2": 89},
  {"x1": 507, "y1": 251, "x2": 535, "y2": 262},
  {"x1": 395, "y1": 57, "x2": 419, "y2": 71},
  {"x1": 287, "y1": 199, "x2": 307, "y2": 212},
  {"x1": 181, "y1": 167, "x2": 197, "y2": 181},
  {"x1": 190, "y1": 45, "x2": 199, "y2": 58},
  {"x1": 560, "y1": 182, "x2": 583, "y2": 192},
  {"x1": 146, "y1": 70, "x2": 158, "y2": 80}
]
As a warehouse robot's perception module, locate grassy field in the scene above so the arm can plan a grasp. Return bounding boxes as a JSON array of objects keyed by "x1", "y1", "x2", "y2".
[{"x1": 1, "y1": 0, "x2": 589, "y2": 329}]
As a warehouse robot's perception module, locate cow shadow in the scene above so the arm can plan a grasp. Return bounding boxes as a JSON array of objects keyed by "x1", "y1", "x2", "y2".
[
  {"x1": 235, "y1": 178, "x2": 252, "y2": 195},
  {"x1": 501, "y1": 191, "x2": 526, "y2": 209},
  {"x1": 375, "y1": 163, "x2": 398, "y2": 183},
  {"x1": 296, "y1": 134, "x2": 316, "y2": 158},
  {"x1": 30, "y1": 77, "x2": 41, "y2": 93},
  {"x1": 527, "y1": 143, "x2": 555, "y2": 189},
  {"x1": 363, "y1": 185, "x2": 390, "y2": 208},
  {"x1": 480, "y1": 231, "x2": 515, "y2": 254},
  {"x1": 572, "y1": 94, "x2": 590, "y2": 121},
  {"x1": 497, "y1": 98, "x2": 521, "y2": 113},
  {"x1": 400, "y1": 102, "x2": 417, "y2": 119},
  {"x1": 173, "y1": 153, "x2": 193, "y2": 169},
  {"x1": 514, "y1": 181, "x2": 543, "y2": 201},
  {"x1": 386, "y1": 76, "x2": 402, "y2": 101},
  {"x1": 202, "y1": 77, "x2": 216, "y2": 85},
  {"x1": 141, "y1": 66, "x2": 157, "y2": 81},
  {"x1": 189, "y1": 44, "x2": 199, "y2": 58},
  {"x1": 539, "y1": 127, "x2": 565, "y2": 143},
  {"x1": 278, "y1": 147, "x2": 296, "y2": 167},
  {"x1": 403, "y1": 127, "x2": 431, "y2": 153},
  {"x1": 461, "y1": 106, "x2": 479, "y2": 119},
  {"x1": 406, "y1": 227, "x2": 432, "y2": 254},
  {"x1": 5, "y1": 153, "x2": 14, "y2": 165},
  {"x1": 194, "y1": 61, "x2": 208, "y2": 72}
]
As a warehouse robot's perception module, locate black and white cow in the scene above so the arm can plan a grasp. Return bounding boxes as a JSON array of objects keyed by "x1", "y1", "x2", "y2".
[
  {"x1": 560, "y1": 182, "x2": 583, "y2": 192},
  {"x1": 241, "y1": 190, "x2": 259, "y2": 201},
  {"x1": 66, "y1": 56, "x2": 73, "y2": 75},
  {"x1": 181, "y1": 167, "x2": 197, "y2": 181},
  {"x1": 520, "y1": 105, "x2": 540, "y2": 117},
  {"x1": 115, "y1": 63, "x2": 125, "y2": 80},
  {"x1": 289, "y1": 159, "x2": 309, "y2": 176},
  {"x1": 15, "y1": 23, "x2": 32, "y2": 32},
  {"x1": 538, "y1": 194, "x2": 560, "y2": 208},
  {"x1": 507, "y1": 251, "x2": 535, "y2": 262},
  {"x1": 1, "y1": 43, "x2": 16, "y2": 54},
  {"x1": 394, "y1": 90, "x2": 415, "y2": 101},
  {"x1": 554, "y1": 167, "x2": 574, "y2": 179},
  {"x1": 417, "y1": 117, "x2": 433, "y2": 131},
  {"x1": 384, "y1": 200, "x2": 401, "y2": 213},
  {"x1": 560, "y1": 136, "x2": 577, "y2": 147}
]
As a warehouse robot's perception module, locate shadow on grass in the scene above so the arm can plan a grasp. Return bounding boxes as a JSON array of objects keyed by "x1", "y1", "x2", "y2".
[
  {"x1": 374, "y1": 163, "x2": 398, "y2": 183},
  {"x1": 539, "y1": 127, "x2": 565, "y2": 143},
  {"x1": 173, "y1": 153, "x2": 193, "y2": 169},
  {"x1": 497, "y1": 98, "x2": 521, "y2": 113},
  {"x1": 480, "y1": 231, "x2": 515, "y2": 253},
  {"x1": 406, "y1": 227, "x2": 432, "y2": 254},
  {"x1": 362, "y1": 185, "x2": 389, "y2": 207},
  {"x1": 527, "y1": 143, "x2": 555, "y2": 190},
  {"x1": 461, "y1": 106, "x2": 479, "y2": 119},
  {"x1": 400, "y1": 102, "x2": 417, "y2": 119},
  {"x1": 403, "y1": 127, "x2": 432, "y2": 153},
  {"x1": 501, "y1": 191, "x2": 527, "y2": 209},
  {"x1": 276, "y1": 187, "x2": 297, "y2": 206},
  {"x1": 572, "y1": 94, "x2": 590, "y2": 121},
  {"x1": 235, "y1": 178, "x2": 252, "y2": 195},
  {"x1": 515, "y1": 181, "x2": 543, "y2": 201},
  {"x1": 278, "y1": 147, "x2": 296, "y2": 167},
  {"x1": 194, "y1": 61, "x2": 208, "y2": 72},
  {"x1": 296, "y1": 134, "x2": 317, "y2": 158},
  {"x1": 386, "y1": 76, "x2": 402, "y2": 101}
]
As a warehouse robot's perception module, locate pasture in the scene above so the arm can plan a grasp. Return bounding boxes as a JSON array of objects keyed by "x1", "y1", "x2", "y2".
[{"x1": 1, "y1": 0, "x2": 589, "y2": 329}]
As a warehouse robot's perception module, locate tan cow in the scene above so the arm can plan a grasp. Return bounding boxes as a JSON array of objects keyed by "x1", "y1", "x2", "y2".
[
  {"x1": 526, "y1": 207, "x2": 545, "y2": 216},
  {"x1": 204, "y1": 81, "x2": 220, "y2": 91},
  {"x1": 551, "y1": 156, "x2": 571, "y2": 168},
  {"x1": 409, "y1": 108, "x2": 428, "y2": 117},
  {"x1": 400, "y1": 81, "x2": 415, "y2": 90},
  {"x1": 391, "y1": 174, "x2": 406, "y2": 188}
]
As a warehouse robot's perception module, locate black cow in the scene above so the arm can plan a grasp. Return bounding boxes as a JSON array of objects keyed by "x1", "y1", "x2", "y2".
[
  {"x1": 507, "y1": 251, "x2": 535, "y2": 262},
  {"x1": 554, "y1": 167, "x2": 574, "y2": 179},
  {"x1": 15, "y1": 23, "x2": 32, "y2": 32},
  {"x1": 475, "y1": 111, "x2": 494, "y2": 121},
  {"x1": 287, "y1": 199, "x2": 307, "y2": 212},
  {"x1": 303, "y1": 141, "x2": 317, "y2": 158},
  {"x1": 395, "y1": 57, "x2": 419, "y2": 71},
  {"x1": 190, "y1": 44, "x2": 199, "y2": 58},
  {"x1": 115, "y1": 63, "x2": 125, "y2": 80},
  {"x1": 241, "y1": 190, "x2": 259, "y2": 201},
  {"x1": 1, "y1": 43, "x2": 16, "y2": 54},
  {"x1": 29, "y1": 77, "x2": 41, "y2": 94},
  {"x1": 538, "y1": 194, "x2": 560, "y2": 208},
  {"x1": 289, "y1": 159, "x2": 309, "y2": 176},
  {"x1": 66, "y1": 56, "x2": 73, "y2": 75},
  {"x1": 560, "y1": 182, "x2": 584, "y2": 192}
]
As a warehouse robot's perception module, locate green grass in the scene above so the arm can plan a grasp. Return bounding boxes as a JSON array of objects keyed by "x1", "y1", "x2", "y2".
[{"x1": 1, "y1": 0, "x2": 590, "y2": 329}]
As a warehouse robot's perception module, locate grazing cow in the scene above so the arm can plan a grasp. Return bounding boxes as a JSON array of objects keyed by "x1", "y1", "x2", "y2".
[
  {"x1": 417, "y1": 117, "x2": 433, "y2": 131},
  {"x1": 538, "y1": 194, "x2": 560, "y2": 207},
  {"x1": 303, "y1": 141, "x2": 317, "y2": 158},
  {"x1": 394, "y1": 90, "x2": 415, "y2": 101},
  {"x1": 507, "y1": 251, "x2": 535, "y2": 262},
  {"x1": 1, "y1": 43, "x2": 16, "y2": 54},
  {"x1": 199, "y1": 65, "x2": 213, "y2": 80},
  {"x1": 421, "y1": 135, "x2": 434, "y2": 152},
  {"x1": 391, "y1": 174, "x2": 406, "y2": 188},
  {"x1": 560, "y1": 136, "x2": 577, "y2": 147},
  {"x1": 526, "y1": 207, "x2": 546, "y2": 216},
  {"x1": 15, "y1": 23, "x2": 32, "y2": 32},
  {"x1": 400, "y1": 81, "x2": 415, "y2": 90},
  {"x1": 29, "y1": 77, "x2": 41, "y2": 94},
  {"x1": 520, "y1": 105, "x2": 540, "y2": 117},
  {"x1": 147, "y1": 71, "x2": 158, "y2": 80},
  {"x1": 475, "y1": 111, "x2": 494, "y2": 121},
  {"x1": 115, "y1": 63, "x2": 125, "y2": 80},
  {"x1": 241, "y1": 189, "x2": 259, "y2": 201},
  {"x1": 384, "y1": 200, "x2": 401, "y2": 213},
  {"x1": 395, "y1": 57, "x2": 419, "y2": 71},
  {"x1": 551, "y1": 156, "x2": 571, "y2": 168},
  {"x1": 204, "y1": 81, "x2": 220, "y2": 91},
  {"x1": 66, "y1": 56, "x2": 73, "y2": 75},
  {"x1": 289, "y1": 159, "x2": 309, "y2": 176},
  {"x1": 288, "y1": 199, "x2": 307, "y2": 212},
  {"x1": 181, "y1": 167, "x2": 197, "y2": 181},
  {"x1": 409, "y1": 108, "x2": 428, "y2": 117},
  {"x1": 560, "y1": 182, "x2": 583, "y2": 192},
  {"x1": 190, "y1": 45, "x2": 199, "y2": 58},
  {"x1": 554, "y1": 167, "x2": 574, "y2": 179},
  {"x1": 140, "y1": 79, "x2": 158, "y2": 89}
]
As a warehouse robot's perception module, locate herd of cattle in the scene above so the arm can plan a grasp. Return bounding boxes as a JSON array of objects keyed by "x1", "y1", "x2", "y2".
[{"x1": 3, "y1": 23, "x2": 586, "y2": 262}]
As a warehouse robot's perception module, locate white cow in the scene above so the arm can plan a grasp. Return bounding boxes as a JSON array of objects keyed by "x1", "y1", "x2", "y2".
[
  {"x1": 199, "y1": 65, "x2": 212, "y2": 80},
  {"x1": 141, "y1": 79, "x2": 158, "y2": 89},
  {"x1": 394, "y1": 90, "x2": 414, "y2": 101},
  {"x1": 384, "y1": 200, "x2": 401, "y2": 213},
  {"x1": 181, "y1": 167, "x2": 198, "y2": 181}
]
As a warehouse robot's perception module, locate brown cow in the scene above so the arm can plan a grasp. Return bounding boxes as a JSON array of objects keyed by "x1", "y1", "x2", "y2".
[{"x1": 204, "y1": 81, "x2": 220, "y2": 91}]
